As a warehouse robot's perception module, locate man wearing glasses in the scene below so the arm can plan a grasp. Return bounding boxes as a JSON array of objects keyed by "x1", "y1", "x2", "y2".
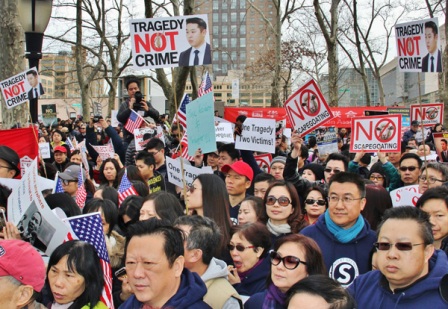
[
  {"x1": 301, "y1": 172, "x2": 376, "y2": 287},
  {"x1": 348, "y1": 206, "x2": 447, "y2": 307},
  {"x1": 397, "y1": 153, "x2": 422, "y2": 188},
  {"x1": 0, "y1": 146, "x2": 20, "y2": 178},
  {"x1": 284, "y1": 133, "x2": 349, "y2": 196},
  {"x1": 418, "y1": 162, "x2": 448, "y2": 194}
]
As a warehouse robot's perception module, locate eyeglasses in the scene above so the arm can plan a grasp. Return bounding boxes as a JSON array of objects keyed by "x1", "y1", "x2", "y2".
[
  {"x1": 327, "y1": 196, "x2": 364, "y2": 205},
  {"x1": 269, "y1": 250, "x2": 306, "y2": 270},
  {"x1": 227, "y1": 244, "x2": 255, "y2": 252},
  {"x1": 188, "y1": 186, "x2": 202, "y2": 194},
  {"x1": 61, "y1": 179, "x2": 77, "y2": 186},
  {"x1": 399, "y1": 166, "x2": 418, "y2": 172},
  {"x1": 324, "y1": 168, "x2": 342, "y2": 174},
  {"x1": 266, "y1": 195, "x2": 291, "y2": 206},
  {"x1": 419, "y1": 176, "x2": 444, "y2": 184},
  {"x1": 374, "y1": 242, "x2": 424, "y2": 251},
  {"x1": 0, "y1": 165, "x2": 12, "y2": 170},
  {"x1": 147, "y1": 150, "x2": 160, "y2": 156},
  {"x1": 305, "y1": 199, "x2": 326, "y2": 206},
  {"x1": 369, "y1": 175, "x2": 384, "y2": 181}
]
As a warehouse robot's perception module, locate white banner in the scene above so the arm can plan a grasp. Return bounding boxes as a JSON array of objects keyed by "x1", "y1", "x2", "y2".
[
  {"x1": 134, "y1": 127, "x2": 157, "y2": 151},
  {"x1": 215, "y1": 122, "x2": 234, "y2": 143},
  {"x1": 390, "y1": 185, "x2": 421, "y2": 207},
  {"x1": 166, "y1": 156, "x2": 213, "y2": 188},
  {"x1": 235, "y1": 118, "x2": 276, "y2": 153},
  {"x1": 39, "y1": 143, "x2": 51, "y2": 159}
]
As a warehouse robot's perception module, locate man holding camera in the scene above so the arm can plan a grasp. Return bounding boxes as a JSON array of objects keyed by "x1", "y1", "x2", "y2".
[{"x1": 117, "y1": 79, "x2": 160, "y2": 146}]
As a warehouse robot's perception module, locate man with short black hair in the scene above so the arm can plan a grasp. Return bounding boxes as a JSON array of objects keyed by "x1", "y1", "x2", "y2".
[
  {"x1": 440, "y1": 139, "x2": 448, "y2": 162},
  {"x1": 175, "y1": 216, "x2": 242, "y2": 309},
  {"x1": 422, "y1": 20, "x2": 442, "y2": 72},
  {"x1": 135, "y1": 151, "x2": 165, "y2": 193},
  {"x1": 178, "y1": 17, "x2": 211, "y2": 67},
  {"x1": 253, "y1": 173, "x2": 275, "y2": 199},
  {"x1": 121, "y1": 219, "x2": 210, "y2": 308},
  {"x1": 301, "y1": 172, "x2": 376, "y2": 287},
  {"x1": 403, "y1": 121, "x2": 419, "y2": 144},
  {"x1": 348, "y1": 206, "x2": 448, "y2": 307},
  {"x1": 398, "y1": 152, "x2": 422, "y2": 187},
  {"x1": 117, "y1": 79, "x2": 159, "y2": 145}
]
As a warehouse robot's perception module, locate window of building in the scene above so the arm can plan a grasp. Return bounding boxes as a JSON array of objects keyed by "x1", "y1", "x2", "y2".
[
  {"x1": 213, "y1": 26, "x2": 219, "y2": 35},
  {"x1": 213, "y1": 13, "x2": 219, "y2": 22},
  {"x1": 240, "y1": 38, "x2": 246, "y2": 47},
  {"x1": 213, "y1": 0, "x2": 219, "y2": 10},
  {"x1": 231, "y1": 38, "x2": 237, "y2": 48},
  {"x1": 222, "y1": 14, "x2": 228, "y2": 22},
  {"x1": 221, "y1": 38, "x2": 228, "y2": 47},
  {"x1": 213, "y1": 51, "x2": 220, "y2": 61},
  {"x1": 222, "y1": 27, "x2": 228, "y2": 35},
  {"x1": 231, "y1": 12, "x2": 237, "y2": 22}
]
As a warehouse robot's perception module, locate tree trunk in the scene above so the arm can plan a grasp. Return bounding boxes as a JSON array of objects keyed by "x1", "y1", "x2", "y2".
[
  {"x1": 0, "y1": 0, "x2": 27, "y2": 127},
  {"x1": 443, "y1": 3, "x2": 448, "y2": 125},
  {"x1": 353, "y1": 0, "x2": 370, "y2": 106}
]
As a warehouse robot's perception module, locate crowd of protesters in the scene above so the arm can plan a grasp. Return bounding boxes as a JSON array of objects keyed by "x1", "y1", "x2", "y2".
[{"x1": 0, "y1": 79, "x2": 448, "y2": 309}]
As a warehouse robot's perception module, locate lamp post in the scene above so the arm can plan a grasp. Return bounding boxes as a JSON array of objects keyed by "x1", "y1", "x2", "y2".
[{"x1": 17, "y1": 0, "x2": 53, "y2": 124}]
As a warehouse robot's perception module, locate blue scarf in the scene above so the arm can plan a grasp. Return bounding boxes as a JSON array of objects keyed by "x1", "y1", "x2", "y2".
[
  {"x1": 324, "y1": 210, "x2": 365, "y2": 243},
  {"x1": 262, "y1": 284, "x2": 286, "y2": 309}
]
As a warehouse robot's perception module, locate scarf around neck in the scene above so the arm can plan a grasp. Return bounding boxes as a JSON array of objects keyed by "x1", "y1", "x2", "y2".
[
  {"x1": 262, "y1": 283, "x2": 286, "y2": 309},
  {"x1": 267, "y1": 219, "x2": 291, "y2": 236},
  {"x1": 324, "y1": 210, "x2": 365, "y2": 243}
]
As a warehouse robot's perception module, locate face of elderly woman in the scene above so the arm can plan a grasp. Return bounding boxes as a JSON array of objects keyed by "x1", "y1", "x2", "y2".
[
  {"x1": 48, "y1": 255, "x2": 85, "y2": 304},
  {"x1": 229, "y1": 232, "x2": 263, "y2": 273}
]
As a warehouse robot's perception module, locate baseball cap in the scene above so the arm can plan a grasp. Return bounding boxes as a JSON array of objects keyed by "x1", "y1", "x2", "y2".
[
  {"x1": 0, "y1": 145, "x2": 20, "y2": 177},
  {"x1": 0, "y1": 240, "x2": 46, "y2": 292},
  {"x1": 59, "y1": 165, "x2": 86, "y2": 181},
  {"x1": 54, "y1": 146, "x2": 67, "y2": 153},
  {"x1": 221, "y1": 161, "x2": 254, "y2": 182}
]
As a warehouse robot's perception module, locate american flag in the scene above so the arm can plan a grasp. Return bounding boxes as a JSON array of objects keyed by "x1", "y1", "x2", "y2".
[
  {"x1": 173, "y1": 94, "x2": 190, "y2": 130},
  {"x1": 75, "y1": 165, "x2": 87, "y2": 209},
  {"x1": 198, "y1": 71, "x2": 213, "y2": 97},
  {"x1": 179, "y1": 132, "x2": 195, "y2": 161},
  {"x1": 125, "y1": 110, "x2": 144, "y2": 133},
  {"x1": 53, "y1": 172, "x2": 64, "y2": 194},
  {"x1": 118, "y1": 169, "x2": 138, "y2": 206},
  {"x1": 65, "y1": 213, "x2": 113, "y2": 309},
  {"x1": 65, "y1": 138, "x2": 75, "y2": 152}
]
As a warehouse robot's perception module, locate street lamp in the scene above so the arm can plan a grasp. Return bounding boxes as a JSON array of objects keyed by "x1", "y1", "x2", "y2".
[{"x1": 17, "y1": 0, "x2": 53, "y2": 124}]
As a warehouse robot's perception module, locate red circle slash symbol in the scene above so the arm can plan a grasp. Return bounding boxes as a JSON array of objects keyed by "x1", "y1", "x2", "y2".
[
  {"x1": 299, "y1": 90, "x2": 320, "y2": 116},
  {"x1": 375, "y1": 119, "x2": 396, "y2": 142},
  {"x1": 425, "y1": 107, "x2": 438, "y2": 120}
]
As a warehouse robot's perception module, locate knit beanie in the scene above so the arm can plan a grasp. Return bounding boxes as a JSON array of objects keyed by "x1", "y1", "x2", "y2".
[{"x1": 302, "y1": 163, "x2": 325, "y2": 182}]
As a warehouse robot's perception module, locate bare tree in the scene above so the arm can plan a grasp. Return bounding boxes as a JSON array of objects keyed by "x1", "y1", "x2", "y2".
[{"x1": 0, "y1": 0, "x2": 27, "y2": 127}]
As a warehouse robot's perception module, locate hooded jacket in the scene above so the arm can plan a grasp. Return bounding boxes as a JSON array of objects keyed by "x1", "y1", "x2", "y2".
[
  {"x1": 119, "y1": 269, "x2": 211, "y2": 309},
  {"x1": 233, "y1": 257, "x2": 270, "y2": 297},
  {"x1": 301, "y1": 214, "x2": 377, "y2": 287},
  {"x1": 201, "y1": 258, "x2": 243, "y2": 309},
  {"x1": 347, "y1": 250, "x2": 448, "y2": 308}
]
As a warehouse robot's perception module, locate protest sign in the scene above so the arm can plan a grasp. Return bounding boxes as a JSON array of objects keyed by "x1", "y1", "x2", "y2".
[
  {"x1": 130, "y1": 14, "x2": 211, "y2": 69},
  {"x1": 410, "y1": 103, "x2": 444, "y2": 127},
  {"x1": 166, "y1": 156, "x2": 213, "y2": 188},
  {"x1": 433, "y1": 132, "x2": 448, "y2": 162},
  {"x1": 390, "y1": 185, "x2": 421, "y2": 207},
  {"x1": 0, "y1": 127, "x2": 39, "y2": 178},
  {"x1": 395, "y1": 18, "x2": 442, "y2": 72},
  {"x1": 111, "y1": 110, "x2": 119, "y2": 127},
  {"x1": 232, "y1": 79, "x2": 239, "y2": 99},
  {"x1": 254, "y1": 153, "x2": 273, "y2": 173},
  {"x1": 235, "y1": 118, "x2": 276, "y2": 153},
  {"x1": 350, "y1": 115, "x2": 401, "y2": 153},
  {"x1": 41, "y1": 104, "x2": 57, "y2": 127},
  {"x1": 215, "y1": 122, "x2": 234, "y2": 143},
  {"x1": 90, "y1": 140, "x2": 115, "y2": 161},
  {"x1": 134, "y1": 127, "x2": 157, "y2": 151},
  {"x1": 156, "y1": 125, "x2": 166, "y2": 145},
  {"x1": 186, "y1": 92, "x2": 216, "y2": 156},
  {"x1": 284, "y1": 79, "x2": 333, "y2": 135},
  {"x1": 0, "y1": 70, "x2": 28, "y2": 109},
  {"x1": 7, "y1": 159, "x2": 70, "y2": 255},
  {"x1": 316, "y1": 127, "x2": 339, "y2": 156},
  {"x1": 39, "y1": 143, "x2": 51, "y2": 159}
]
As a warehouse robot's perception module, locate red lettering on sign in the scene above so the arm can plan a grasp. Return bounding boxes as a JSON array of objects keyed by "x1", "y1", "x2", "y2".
[
  {"x1": 4, "y1": 80, "x2": 25, "y2": 99},
  {"x1": 355, "y1": 121, "x2": 373, "y2": 140},
  {"x1": 397, "y1": 36, "x2": 421, "y2": 56},
  {"x1": 134, "y1": 33, "x2": 151, "y2": 53},
  {"x1": 285, "y1": 99, "x2": 305, "y2": 128}
]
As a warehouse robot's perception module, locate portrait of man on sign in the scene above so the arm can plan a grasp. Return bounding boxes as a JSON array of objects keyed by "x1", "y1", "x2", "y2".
[
  {"x1": 178, "y1": 17, "x2": 211, "y2": 67},
  {"x1": 422, "y1": 21, "x2": 442, "y2": 72},
  {"x1": 26, "y1": 69, "x2": 45, "y2": 99}
]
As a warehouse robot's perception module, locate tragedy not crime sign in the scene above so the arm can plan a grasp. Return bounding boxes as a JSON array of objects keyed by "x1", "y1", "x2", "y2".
[
  {"x1": 350, "y1": 114, "x2": 402, "y2": 152},
  {"x1": 284, "y1": 79, "x2": 333, "y2": 135},
  {"x1": 130, "y1": 15, "x2": 211, "y2": 69}
]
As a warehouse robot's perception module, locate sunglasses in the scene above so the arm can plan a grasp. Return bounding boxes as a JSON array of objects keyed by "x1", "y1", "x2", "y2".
[
  {"x1": 227, "y1": 244, "x2": 255, "y2": 252},
  {"x1": 269, "y1": 250, "x2": 306, "y2": 270},
  {"x1": 61, "y1": 179, "x2": 77, "y2": 186},
  {"x1": 324, "y1": 168, "x2": 342, "y2": 174},
  {"x1": 266, "y1": 195, "x2": 291, "y2": 206},
  {"x1": 399, "y1": 166, "x2": 418, "y2": 172},
  {"x1": 374, "y1": 242, "x2": 424, "y2": 251},
  {"x1": 188, "y1": 186, "x2": 201, "y2": 194},
  {"x1": 305, "y1": 199, "x2": 326, "y2": 206},
  {"x1": 369, "y1": 175, "x2": 384, "y2": 181}
]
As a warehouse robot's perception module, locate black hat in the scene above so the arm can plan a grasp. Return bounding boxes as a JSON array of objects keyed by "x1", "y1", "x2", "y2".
[
  {"x1": 411, "y1": 120, "x2": 419, "y2": 126},
  {"x1": 302, "y1": 163, "x2": 325, "y2": 182},
  {"x1": 360, "y1": 153, "x2": 371, "y2": 165},
  {"x1": 0, "y1": 145, "x2": 20, "y2": 177}
]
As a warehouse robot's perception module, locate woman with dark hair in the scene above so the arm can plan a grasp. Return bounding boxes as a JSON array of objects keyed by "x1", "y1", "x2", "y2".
[
  {"x1": 50, "y1": 129, "x2": 70, "y2": 153},
  {"x1": 245, "y1": 234, "x2": 326, "y2": 308},
  {"x1": 139, "y1": 191, "x2": 184, "y2": 225},
  {"x1": 131, "y1": 180, "x2": 150, "y2": 198},
  {"x1": 93, "y1": 185, "x2": 119, "y2": 207},
  {"x1": 96, "y1": 158, "x2": 122, "y2": 188},
  {"x1": 70, "y1": 150, "x2": 83, "y2": 165},
  {"x1": 303, "y1": 186, "x2": 327, "y2": 225},
  {"x1": 362, "y1": 184, "x2": 392, "y2": 230},
  {"x1": 117, "y1": 195, "x2": 144, "y2": 233},
  {"x1": 185, "y1": 173, "x2": 232, "y2": 261},
  {"x1": 262, "y1": 180, "x2": 308, "y2": 241},
  {"x1": 301, "y1": 163, "x2": 325, "y2": 182},
  {"x1": 227, "y1": 222, "x2": 271, "y2": 297},
  {"x1": 46, "y1": 240, "x2": 106, "y2": 308},
  {"x1": 286, "y1": 275, "x2": 355, "y2": 309},
  {"x1": 45, "y1": 193, "x2": 81, "y2": 218},
  {"x1": 238, "y1": 196, "x2": 264, "y2": 225},
  {"x1": 120, "y1": 165, "x2": 146, "y2": 183}
]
